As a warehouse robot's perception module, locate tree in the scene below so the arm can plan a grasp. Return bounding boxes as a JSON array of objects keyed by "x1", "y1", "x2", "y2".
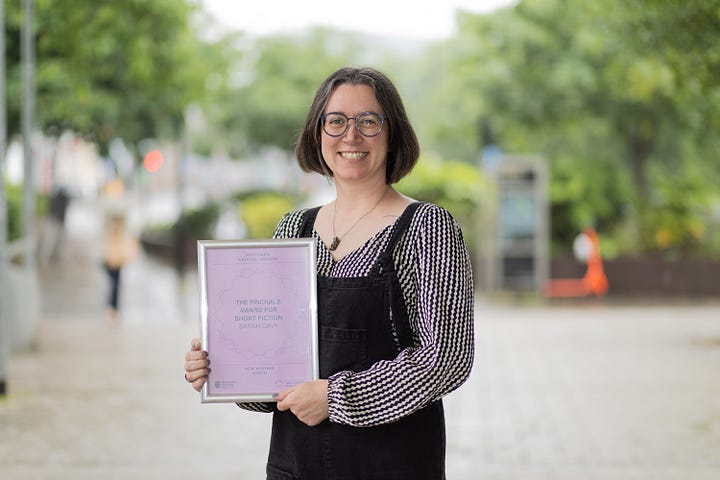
[
  {"x1": 4, "y1": 0, "x2": 214, "y2": 154},
  {"x1": 427, "y1": 0, "x2": 720, "y2": 254},
  {"x1": 213, "y1": 28, "x2": 365, "y2": 156}
]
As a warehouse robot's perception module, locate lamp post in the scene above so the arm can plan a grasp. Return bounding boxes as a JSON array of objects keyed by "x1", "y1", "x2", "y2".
[
  {"x1": 1, "y1": 0, "x2": 38, "y2": 396},
  {"x1": 0, "y1": 0, "x2": 8, "y2": 397},
  {"x1": 21, "y1": 0, "x2": 35, "y2": 268}
]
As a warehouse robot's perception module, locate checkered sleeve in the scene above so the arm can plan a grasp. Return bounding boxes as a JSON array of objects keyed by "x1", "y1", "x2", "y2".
[{"x1": 327, "y1": 204, "x2": 475, "y2": 427}]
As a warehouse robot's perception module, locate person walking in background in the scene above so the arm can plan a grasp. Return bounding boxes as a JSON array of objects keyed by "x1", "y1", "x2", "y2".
[
  {"x1": 39, "y1": 186, "x2": 71, "y2": 265},
  {"x1": 184, "y1": 66, "x2": 475, "y2": 479},
  {"x1": 102, "y1": 211, "x2": 139, "y2": 324}
]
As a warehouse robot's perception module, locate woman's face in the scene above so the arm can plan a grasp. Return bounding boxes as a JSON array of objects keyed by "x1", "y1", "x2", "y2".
[{"x1": 320, "y1": 83, "x2": 389, "y2": 186}]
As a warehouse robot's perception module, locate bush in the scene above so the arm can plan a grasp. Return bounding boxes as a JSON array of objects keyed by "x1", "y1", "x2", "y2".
[
  {"x1": 548, "y1": 157, "x2": 629, "y2": 256},
  {"x1": 641, "y1": 170, "x2": 714, "y2": 256},
  {"x1": 4, "y1": 182, "x2": 22, "y2": 242},
  {"x1": 3, "y1": 181, "x2": 49, "y2": 242},
  {"x1": 239, "y1": 192, "x2": 297, "y2": 239},
  {"x1": 175, "y1": 202, "x2": 220, "y2": 239},
  {"x1": 396, "y1": 155, "x2": 485, "y2": 252}
]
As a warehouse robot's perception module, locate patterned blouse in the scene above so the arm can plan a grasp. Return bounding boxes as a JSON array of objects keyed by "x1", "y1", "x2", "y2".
[{"x1": 239, "y1": 202, "x2": 475, "y2": 428}]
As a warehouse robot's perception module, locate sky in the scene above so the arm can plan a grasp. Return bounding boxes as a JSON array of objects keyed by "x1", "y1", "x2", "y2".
[{"x1": 201, "y1": 0, "x2": 517, "y2": 41}]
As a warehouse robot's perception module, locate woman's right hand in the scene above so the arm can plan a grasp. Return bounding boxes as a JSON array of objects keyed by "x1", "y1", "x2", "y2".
[{"x1": 184, "y1": 338, "x2": 210, "y2": 392}]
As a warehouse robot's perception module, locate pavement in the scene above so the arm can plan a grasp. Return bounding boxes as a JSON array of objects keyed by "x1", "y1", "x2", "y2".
[{"x1": 1, "y1": 197, "x2": 720, "y2": 480}]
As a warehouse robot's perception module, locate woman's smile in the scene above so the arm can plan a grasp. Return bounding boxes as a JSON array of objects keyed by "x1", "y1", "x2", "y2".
[{"x1": 338, "y1": 151, "x2": 368, "y2": 161}]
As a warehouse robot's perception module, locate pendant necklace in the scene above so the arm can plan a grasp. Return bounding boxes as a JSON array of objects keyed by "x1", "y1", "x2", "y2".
[{"x1": 329, "y1": 186, "x2": 389, "y2": 252}]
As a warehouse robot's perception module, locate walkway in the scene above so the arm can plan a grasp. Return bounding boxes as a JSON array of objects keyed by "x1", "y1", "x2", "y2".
[{"x1": 1, "y1": 198, "x2": 719, "y2": 479}]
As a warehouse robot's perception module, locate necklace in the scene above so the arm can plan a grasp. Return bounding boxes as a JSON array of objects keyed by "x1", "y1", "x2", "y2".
[{"x1": 329, "y1": 186, "x2": 389, "y2": 251}]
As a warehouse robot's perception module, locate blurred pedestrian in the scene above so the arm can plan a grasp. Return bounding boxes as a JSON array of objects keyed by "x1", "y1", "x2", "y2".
[
  {"x1": 39, "y1": 186, "x2": 71, "y2": 264},
  {"x1": 184, "y1": 66, "x2": 475, "y2": 479},
  {"x1": 102, "y1": 211, "x2": 139, "y2": 323}
]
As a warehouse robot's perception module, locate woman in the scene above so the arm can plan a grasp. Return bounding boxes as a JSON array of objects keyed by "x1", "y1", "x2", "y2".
[
  {"x1": 184, "y1": 66, "x2": 474, "y2": 479},
  {"x1": 102, "y1": 211, "x2": 138, "y2": 323}
]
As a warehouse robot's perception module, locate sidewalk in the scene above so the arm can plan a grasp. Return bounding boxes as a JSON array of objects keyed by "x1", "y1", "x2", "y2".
[{"x1": 1, "y1": 198, "x2": 720, "y2": 479}]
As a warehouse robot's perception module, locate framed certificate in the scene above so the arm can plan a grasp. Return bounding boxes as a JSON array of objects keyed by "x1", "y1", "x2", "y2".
[{"x1": 197, "y1": 238, "x2": 319, "y2": 403}]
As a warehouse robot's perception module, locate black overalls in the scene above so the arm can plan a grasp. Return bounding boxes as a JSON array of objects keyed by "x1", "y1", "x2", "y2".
[{"x1": 266, "y1": 202, "x2": 447, "y2": 480}]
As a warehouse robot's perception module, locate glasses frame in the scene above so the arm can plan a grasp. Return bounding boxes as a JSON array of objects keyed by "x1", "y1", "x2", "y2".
[{"x1": 319, "y1": 111, "x2": 388, "y2": 138}]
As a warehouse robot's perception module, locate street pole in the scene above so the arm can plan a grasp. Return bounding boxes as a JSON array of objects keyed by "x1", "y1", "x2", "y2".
[
  {"x1": 0, "y1": 0, "x2": 9, "y2": 397},
  {"x1": 21, "y1": 0, "x2": 35, "y2": 268},
  {"x1": 174, "y1": 115, "x2": 188, "y2": 280}
]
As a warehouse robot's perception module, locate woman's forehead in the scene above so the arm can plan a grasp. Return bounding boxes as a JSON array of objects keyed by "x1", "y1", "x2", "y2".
[{"x1": 325, "y1": 84, "x2": 381, "y2": 112}]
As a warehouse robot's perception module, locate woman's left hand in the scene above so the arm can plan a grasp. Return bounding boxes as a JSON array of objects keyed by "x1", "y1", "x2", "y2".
[{"x1": 275, "y1": 379, "x2": 329, "y2": 426}]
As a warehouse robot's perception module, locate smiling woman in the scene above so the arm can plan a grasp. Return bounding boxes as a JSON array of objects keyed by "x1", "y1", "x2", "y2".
[
  {"x1": 184, "y1": 66, "x2": 474, "y2": 480},
  {"x1": 202, "y1": 0, "x2": 517, "y2": 40}
]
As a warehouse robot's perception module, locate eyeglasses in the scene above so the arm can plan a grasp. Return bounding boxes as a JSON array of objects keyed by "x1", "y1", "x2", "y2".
[{"x1": 319, "y1": 111, "x2": 387, "y2": 137}]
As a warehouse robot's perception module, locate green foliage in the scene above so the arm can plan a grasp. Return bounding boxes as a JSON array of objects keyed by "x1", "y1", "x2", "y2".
[
  {"x1": 548, "y1": 154, "x2": 630, "y2": 253},
  {"x1": 5, "y1": 0, "x2": 213, "y2": 153},
  {"x1": 421, "y1": 0, "x2": 720, "y2": 257},
  {"x1": 4, "y1": 182, "x2": 22, "y2": 242},
  {"x1": 397, "y1": 156, "x2": 485, "y2": 251},
  {"x1": 212, "y1": 29, "x2": 365, "y2": 155},
  {"x1": 239, "y1": 193, "x2": 296, "y2": 239},
  {"x1": 4, "y1": 0, "x2": 718, "y2": 261},
  {"x1": 641, "y1": 167, "x2": 713, "y2": 255},
  {"x1": 4, "y1": 182, "x2": 48, "y2": 242}
]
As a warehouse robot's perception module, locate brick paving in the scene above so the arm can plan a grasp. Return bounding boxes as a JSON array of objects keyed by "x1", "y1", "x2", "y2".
[
  {"x1": 1, "y1": 199, "x2": 719, "y2": 479},
  {"x1": 447, "y1": 303, "x2": 720, "y2": 479}
]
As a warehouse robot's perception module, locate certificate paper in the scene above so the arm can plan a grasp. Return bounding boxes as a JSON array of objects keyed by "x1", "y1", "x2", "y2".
[{"x1": 197, "y1": 239, "x2": 319, "y2": 403}]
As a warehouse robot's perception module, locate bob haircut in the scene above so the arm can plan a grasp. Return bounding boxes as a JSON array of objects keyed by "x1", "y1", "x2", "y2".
[{"x1": 295, "y1": 67, "x2": 420, "y2": 185}]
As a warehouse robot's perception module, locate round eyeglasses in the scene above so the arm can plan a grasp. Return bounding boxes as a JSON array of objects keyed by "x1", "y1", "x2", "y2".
[{"x1": 320, "y1": 111, "x2": 387, "y2": 137}]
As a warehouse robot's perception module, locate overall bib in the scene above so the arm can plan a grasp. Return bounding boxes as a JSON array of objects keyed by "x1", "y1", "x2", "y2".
[{"x1": 266, "y1": 202, "x2": 446, "y2": 480}]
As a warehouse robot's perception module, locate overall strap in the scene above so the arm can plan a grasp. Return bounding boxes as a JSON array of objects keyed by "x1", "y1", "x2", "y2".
[
  {"x1": 373, "y1": 202, "x2": 423, "y2": 275},
  {"x1": 298, "y1": 207, "x2": 321, "y2": 238},
  {"x1": 374, "y1": 201, "x2": 422, "y2": 351}
]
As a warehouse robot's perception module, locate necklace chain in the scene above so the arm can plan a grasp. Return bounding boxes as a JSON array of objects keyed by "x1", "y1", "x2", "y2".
[{"x1": 329, "y1": 187, "x2": 389, "y2": 251}]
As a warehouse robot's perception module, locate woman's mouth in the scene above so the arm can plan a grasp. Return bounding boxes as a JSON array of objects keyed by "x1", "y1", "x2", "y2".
[{"x1": 339, "y1": 152, "x2": 367, "y2": 161}]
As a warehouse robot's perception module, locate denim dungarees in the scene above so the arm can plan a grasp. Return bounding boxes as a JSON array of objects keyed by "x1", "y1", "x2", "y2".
[{"x1": 266, "y1": 202, "x2": 446, "y2": 480}]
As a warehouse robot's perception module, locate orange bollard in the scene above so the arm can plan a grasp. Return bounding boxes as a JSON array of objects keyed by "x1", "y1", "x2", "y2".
[
  {"x1": 581, "y1": 229, "x2": 608, "y2": 297},
  {"x1": 543, "y1": 228, "x2": 608, "y2": 298}
]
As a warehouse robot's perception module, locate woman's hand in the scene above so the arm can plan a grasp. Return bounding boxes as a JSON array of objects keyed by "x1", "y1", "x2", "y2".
[
  {"x1": 275, "y1": 379, "x2": 329, "y2": 426},
  {"x1": 184, "y1": 338, "x2": 210, "y2": 392}
]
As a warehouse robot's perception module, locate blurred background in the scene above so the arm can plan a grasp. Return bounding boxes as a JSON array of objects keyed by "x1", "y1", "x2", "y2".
[{"x1": 0, "y1": 0, "x2": 719, "y2": 479}]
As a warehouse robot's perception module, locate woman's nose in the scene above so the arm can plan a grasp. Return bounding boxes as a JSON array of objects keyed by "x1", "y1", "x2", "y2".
[{"x1": 342, "y1": 119, "x2": 360, "y2": 140}]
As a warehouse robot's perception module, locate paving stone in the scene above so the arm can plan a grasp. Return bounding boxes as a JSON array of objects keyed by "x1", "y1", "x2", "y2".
[{"x1": 2, "y1": 199, "x2": 719, "y2": 479}]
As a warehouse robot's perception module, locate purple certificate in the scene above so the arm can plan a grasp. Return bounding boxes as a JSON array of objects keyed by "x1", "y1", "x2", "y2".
[{"x1": 197, "y1": 238, "x2": 318, "y2": 403}]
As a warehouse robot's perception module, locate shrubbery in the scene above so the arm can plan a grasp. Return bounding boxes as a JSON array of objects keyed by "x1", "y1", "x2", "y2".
[
  {"x1": 3, "y1": 181, "x2": 48, "y2": 242},
  {"x1": 235, "y1": 191, "x2": 298, "y2": 239},
  {"x1": 397, "y1": 155, "x2": 486, "y2": 253},
  {"x1": 175, "y1": 202, "x2": 221, "y2": 240}
]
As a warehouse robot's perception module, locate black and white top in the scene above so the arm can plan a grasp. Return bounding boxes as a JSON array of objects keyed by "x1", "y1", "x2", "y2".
[{"x1": 240, "y1": 202, "x2": 474, "y2": 428}]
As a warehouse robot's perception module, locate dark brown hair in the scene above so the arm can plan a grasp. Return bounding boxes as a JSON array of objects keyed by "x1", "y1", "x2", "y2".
[{"x1": 295, "y1": 67, "x2": 419, "y2": 184}]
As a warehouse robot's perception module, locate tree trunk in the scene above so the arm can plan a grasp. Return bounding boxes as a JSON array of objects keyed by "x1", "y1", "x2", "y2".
[
  {"x1": 627, "y1": 134, "x2": 654, "y2": 204},
  {"x1": 626, "y1": 133, "x2": 656, "y2": 250}
]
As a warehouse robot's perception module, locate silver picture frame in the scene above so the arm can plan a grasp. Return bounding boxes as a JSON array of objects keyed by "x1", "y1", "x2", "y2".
[{"x1": 197, "y1": 238, "x2": 319, "y2": 403}]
